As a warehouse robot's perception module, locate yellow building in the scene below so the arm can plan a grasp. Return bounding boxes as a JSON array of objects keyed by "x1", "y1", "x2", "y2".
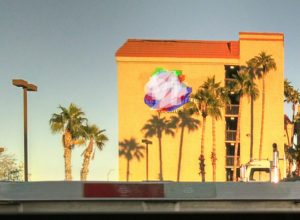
[{"x1": 116, "y1": 32, "x2": 284, "y2": 182}]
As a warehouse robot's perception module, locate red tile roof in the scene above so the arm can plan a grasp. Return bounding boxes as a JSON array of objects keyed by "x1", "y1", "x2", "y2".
[{"x1": 116, "y1": 39, "x2": 239, "y2": 59}]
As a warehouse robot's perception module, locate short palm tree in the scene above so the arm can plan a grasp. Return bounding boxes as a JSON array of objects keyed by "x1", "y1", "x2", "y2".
[
  {"x1": 49, "y1": 103, "x2": 87, "y2": 181},
  {"x1": 251, "y1": 52, "x2": 277, "y2": 160},
  {"x1": 80, "y1": 124, "x2": 108, "y2": 181},
  {"x1": 170, "y1": 110, "x2": 200, "y2": 182},
  {"x1": 284, "y1": 79, "x2": 300, "y2": 122},
  {"x1": 119, "y1": 138, "x2": 145, "y2": 181},
  {"x1": 231, "y1": 71, "x2": 258, "y2": 181},
  {"x1": 284, "y1": 79, "x2": 300, "y2": 146},
  {"x1": 141, "y1": 113, "x2": 176, "y2": 181},
  {"x1": 287, "y1": 144, "x2": 300, "y2": 176}
]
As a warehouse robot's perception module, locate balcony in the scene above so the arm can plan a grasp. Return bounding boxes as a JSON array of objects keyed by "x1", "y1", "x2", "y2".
[
  {"x1": 225, "y1": 78, "x2": 235, "y2": 87},
  {"x1": 225, "y1": 105, "x2": 239, "y2": 116},
  {"x1": 226, "y1": 156, "x2": 240, "y2": 167},
  {"x1": 225, "y1": 130, "x2": 237, "y2": 141}
]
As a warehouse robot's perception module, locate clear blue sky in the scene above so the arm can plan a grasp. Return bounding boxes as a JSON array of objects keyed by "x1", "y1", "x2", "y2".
[{"x1": 0, "y1": 0, "x2": 299, "y2": 181}]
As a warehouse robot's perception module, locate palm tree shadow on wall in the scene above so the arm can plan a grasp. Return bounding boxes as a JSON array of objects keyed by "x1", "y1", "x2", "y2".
[
  {"x1": 141, "y1": 112, "x2": 177, "y2": 181},
  {"x1": 170, "y1": 109, "x2": 200, "y2": 182},
  {"x1": 119, "y1": 137, "x2": 144, "y2": 181}
]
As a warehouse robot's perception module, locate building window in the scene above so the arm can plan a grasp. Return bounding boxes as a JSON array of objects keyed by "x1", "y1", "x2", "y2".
[{"x1": 226, "y1": 168, "x2": 240, "y2": 181}]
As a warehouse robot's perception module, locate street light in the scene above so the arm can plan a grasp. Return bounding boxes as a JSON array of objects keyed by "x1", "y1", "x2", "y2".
[
  {"x1": 142, "y1": 138, "x2": 152, "y2": 181},
  {"x1": 107, "y1": 169, "x2": 114, "y2": 181},
  {"x1": 12, "y1": 79, "x2": 37, "y2": 182}
]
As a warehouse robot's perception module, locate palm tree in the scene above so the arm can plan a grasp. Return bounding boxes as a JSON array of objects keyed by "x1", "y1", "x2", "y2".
[
  {"x1": 192, "y1": 88, "x2": 212, "y2": 182},
  {"x1": 141, "y1": 113, "x2": 176, "y2": 181},
  {"x1": 240, "y1": 60, "x2": 261, "y2": 160},
  {"x1": 208, "y1": 98, "x2": 223, "y2": 181},
  {"x1": 49, "y1": 103, "x2": 87, "y2": 181},
  {"x1": 80, "y1": 124, "x2": 108, "y2": 181},
  {"x1": 201, "y1": 76, "x2": 229, "y2": 181},
  {"x1": 119, "y1": 138, "x2": 145, "y2": 181},
  {"x1": 231, "y1": 71, "x2": 259, "y2": 181},
  {"x1": 287, "y1": 144, "x2": 300, "y2": 176},
  {"x1": 284, "y1": 79, "x2": 300, "y2": 146},
  {"x1": 170, "y1": 110, "x2": 200, "y2": 182},
  {"x1": 251, "y1": 52, "x2": 277, "y2": 161},
  {"x1": 284, "y1": 79, "x2": 300, "y2": 122}
]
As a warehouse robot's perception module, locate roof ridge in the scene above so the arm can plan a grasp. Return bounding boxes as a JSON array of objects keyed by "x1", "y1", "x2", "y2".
[
  {"x1": 127, "y1": 39, "x2": 238, "y2": 44},
  {"x1": 116, "y1": 39, "x2": 240, "y2": 58}
]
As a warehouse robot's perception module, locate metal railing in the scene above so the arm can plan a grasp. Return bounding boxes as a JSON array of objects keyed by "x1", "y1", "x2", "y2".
[
  {"x1": 225, "y1": 130, "x2": 237, "y2": 141},
  {"x1": 225, "y1": 105, "x2": 239, "y2": 115}
]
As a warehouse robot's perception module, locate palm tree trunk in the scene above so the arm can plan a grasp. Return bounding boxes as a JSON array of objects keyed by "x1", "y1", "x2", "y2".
[
  {"x1": 199, "y1": 116, "x2": 206, "y2": 182},
  {"x1": 158, "y1": 136, "x2": 163, "y2": 181},
  {"x1": 126, "y1": 158, "x2": 130, "y2": 181},
  {"x1": 63, "y1": 131, "x2": 73, "y2": 181},
  {"x1": 233, "y1": 98, "x2": 242, "y2": 182},
  {"x1": 259, "y1": 76, "x2": 265, "y2": 160},
  {"x1": 292, "y1": 103, "x2": 295, "y2": 122},
  {"x1": 211, "y1": 118, "x2": 217, "y2": 182},
  {"x1": 250, "y1": 97, "x2": 254, "y2": 161},
  {"x1": 177, "y1": 126, "x2": 185, "y2": 182},
  {"x1": 63, "y1": 147, "x2": 72, "y2": 181},
  {"x1": 80, "y1": 139, "x2": 94, "y2": 181}
]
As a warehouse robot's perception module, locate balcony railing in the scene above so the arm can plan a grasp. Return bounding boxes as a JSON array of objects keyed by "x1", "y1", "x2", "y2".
[
  {"x1": 225, "y1": 130, "x2": 237, "y2": 141},
  {"x1": 225, "y1": 105, "x2": 239, "y2": 115},
  {"x1": 226, "y1": 156, "x2": 240, "y2": 167}
]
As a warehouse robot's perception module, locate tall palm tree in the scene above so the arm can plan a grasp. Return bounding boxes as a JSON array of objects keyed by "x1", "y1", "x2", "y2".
[
  {"x1": 240, "y1": 60, "x2": 261, "y2": 160},
  {"x1": 208, "y1": 98, "x2": 223, "y2": 181},
  {"x1": 119, "y1": 138, "x2": 144, "y2": 181},
  {"x1": 80, "y1": 124, "x2": 108, "y2": 181},
  {"x1": 251, "y1": 52, "x2": 277, "y2": 160},
  {"x1": 231, "y1": 71, "x2": 259, "y2": 181},
  {"x1": 202, "y1": 76, "x2": 230, "y2": 181},
  {"x1": 141, "y1": 113, "x2": 176, "y2": 181},
  {"x1": 170, "y1": 110, "x2": 200, "y2": 182},
  {"x1": 49, "y1": 103, "x2": 87, "y2": 181},
  {"x1": 192, "y1": 88, "x2": 212, "y2": 182}
]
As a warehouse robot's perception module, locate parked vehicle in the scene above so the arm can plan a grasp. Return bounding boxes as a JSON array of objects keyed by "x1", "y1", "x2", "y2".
[{"x1": 240, "y1": 144, "x2": 280, "y2": 183}]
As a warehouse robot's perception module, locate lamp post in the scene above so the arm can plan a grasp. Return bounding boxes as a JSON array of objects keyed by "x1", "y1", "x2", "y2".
[
  {"x1": 142, "y1": 138, "x2": 152, "y2": 181},
  {"x1": 12, "y1": 79, "x2": 37, "y2": 182},
  {"x1": 107, "y1": 169, "x2": 114, "y2": 181}
]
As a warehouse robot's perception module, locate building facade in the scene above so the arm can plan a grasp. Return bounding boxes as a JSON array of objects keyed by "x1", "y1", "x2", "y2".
[{"x1": 116, "y1": 32, "x2": 284, "y2": 182}]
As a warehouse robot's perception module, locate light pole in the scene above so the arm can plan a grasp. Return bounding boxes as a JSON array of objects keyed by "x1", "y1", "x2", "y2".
[
  {"x1": 107, "y1": 169, "x2": 114, "y2": 181},
  {"x1": 142, "y1": 138, "x2": 152, "y2": 181},
  {"x1": 12, "y1": 79, "x2": 37, "y2": 182}
]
